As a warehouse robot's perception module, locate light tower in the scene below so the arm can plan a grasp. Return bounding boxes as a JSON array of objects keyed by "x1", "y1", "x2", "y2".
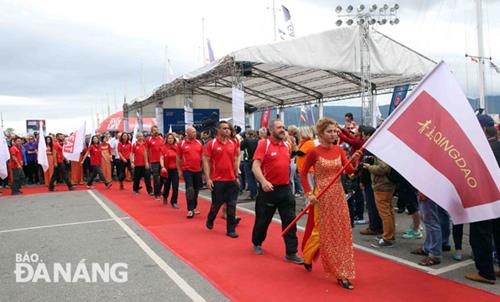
[{"x1": 335, "y1": 4, "x2": 400, "y2": 126}]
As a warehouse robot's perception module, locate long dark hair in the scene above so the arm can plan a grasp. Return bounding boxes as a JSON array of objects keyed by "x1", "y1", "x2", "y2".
[
  {"x1": 45, "y1": 136, "x2": 53, "y2": 151},
  {"x1": 120, "y1": 132, "x2": 130, "y2": 144},
  {"x1": 91, "y1": 135, "x2": 100, "y2": 146}
]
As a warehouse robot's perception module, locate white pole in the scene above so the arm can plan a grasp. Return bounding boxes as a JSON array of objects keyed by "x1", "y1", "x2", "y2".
[
  {"x1": 318, "y1": 100, "x2": 324, "y2": 119},
  {"x1": 272, "y1": 0, "x2": 277, "y2": 42},
  {"x1": 202, "y1": 18, "x2": 206, "y2": 65},
  {"x1": 476, "y1": 0, "x2": 487, "y2": 112}
]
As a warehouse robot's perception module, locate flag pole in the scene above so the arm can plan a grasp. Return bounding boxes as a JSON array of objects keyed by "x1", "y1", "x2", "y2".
[{"x1": 281, "y1": 147, "x2": 364, "y2": 237}]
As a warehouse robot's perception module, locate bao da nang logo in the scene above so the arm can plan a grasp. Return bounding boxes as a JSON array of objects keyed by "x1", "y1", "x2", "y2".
[{"x1": 14, "y1": 252, "x2": 128, "y2": 283}]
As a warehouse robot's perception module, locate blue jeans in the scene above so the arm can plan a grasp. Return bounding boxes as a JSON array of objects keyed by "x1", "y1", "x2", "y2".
[
  {"x1": 420, "y1": 199, "x2": 442, "y2": 257},
  {"x1": 364, "y1": 185, "x2": 382, "y2": 232},
  {"x1": 244, "y1": 161, "x2": 258, "y2": 198},
  {"x1": 438, "y1": 206, "x2": 451, "y2": 247}
]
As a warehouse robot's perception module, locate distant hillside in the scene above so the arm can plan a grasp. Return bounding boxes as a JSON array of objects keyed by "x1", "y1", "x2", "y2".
[{"x1": 252, "y1": 95, "x2": 499, "y2": 128}]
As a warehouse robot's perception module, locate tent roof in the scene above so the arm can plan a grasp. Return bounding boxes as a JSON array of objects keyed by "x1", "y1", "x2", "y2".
[{"x1": 128, "y1": 26, "x2": 436, "y2": 111}]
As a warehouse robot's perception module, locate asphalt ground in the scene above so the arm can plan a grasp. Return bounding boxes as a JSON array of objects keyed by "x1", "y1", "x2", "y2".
[
  {"x1": 0, "y1": 190, "x2": 229, "y2": 302},
  {"x1": 0, "y1": 187, "x2": 498, "y2": 301}
]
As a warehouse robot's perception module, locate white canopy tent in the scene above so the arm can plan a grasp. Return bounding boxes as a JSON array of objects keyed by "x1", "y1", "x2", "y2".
[{"x1": 126, "y1": 26, "x2": 435, "y2": 117}]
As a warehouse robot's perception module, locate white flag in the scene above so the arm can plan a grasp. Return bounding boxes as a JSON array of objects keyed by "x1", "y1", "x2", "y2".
[
  {"x1": 364, "y1": 61, "x2": 500, "y2": 224},
  {"x1": 278, "y1": 5, "x2": 295, "y2": 40},
  {"x1": 0, "y1": 128, "x2": 10, "y2": 179},
  {"x1": 37, "y1": 122, "x2": 49, "y2": 172},
  {"x1": 131, "y1": 123, "x2": 139, "y2": 145},
  {"x1": 63, "y1": 122, "x2": 86, "y2": 162}
]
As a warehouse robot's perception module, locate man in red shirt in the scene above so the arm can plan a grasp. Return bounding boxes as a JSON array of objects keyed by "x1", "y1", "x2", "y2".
[
  {"x1": 147, "y1": 126, "x2": 164, "y2": 200},
  {"x1": 48, "y1": 133, "x2": 75, "y2": 192},
  {"x1": 132, "y1": 132, "x2": 152, "y2": 194},
  {"x1": 203, "y1": 121, "x2": 240, "y2": 238},
  {"x1": 251, "y1": 120, "x2": 303, "y2": 264},
  {"x1": 10, "y1": 137, "x2": 24, "y2": 195},
  {"x1": 81, "y1": 135, "x2": 112, "y2": 189},
  {"x1": 176, "y1": 126, "x2": 203, "y2": 218}
]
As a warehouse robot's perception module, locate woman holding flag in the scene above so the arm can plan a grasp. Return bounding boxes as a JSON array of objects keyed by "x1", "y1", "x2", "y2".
[{"x1": 299, "y1": 118, "x2": 359, "y2": 290}]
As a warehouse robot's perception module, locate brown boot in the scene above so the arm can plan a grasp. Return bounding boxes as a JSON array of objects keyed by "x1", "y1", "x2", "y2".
[
  {"x1": 360, "y1": 228, "x2": 378, "y2": 235},
  {"x1": 465, "y1": 273, "x2": 496, "y2": 285}
]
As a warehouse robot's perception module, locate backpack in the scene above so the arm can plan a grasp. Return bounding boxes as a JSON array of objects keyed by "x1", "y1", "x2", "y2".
[{"x1": 387, "y1": 167, "x2": 403, "y2": 184}]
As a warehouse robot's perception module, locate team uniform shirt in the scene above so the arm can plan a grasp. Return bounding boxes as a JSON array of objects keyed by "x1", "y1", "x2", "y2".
[
  {"x1": 177, "y1": 138, "x2": 203, "y2": 172},
  {"x1": 132, "y1": 142, "x2": 147, "y2": 167},
  {"x1": 253, "y1": 138, "x2": 291, "y2": 185},
  {"x1": 160, "y1": 144, "x2": 178, "y2": 177},
  {"x1": 118, "y1": 142, "x2": 132, "y2": 160},
  {"x1": 100, "y1": 142, "x2": 111, "y2": 156},
  {"x1": 147, "y1": 136, "x2": 164, "y2": 163},
  {"x1": 54, "y1": 141, "x2": 64, "y2": 164},
  {"x1": 9, "y1": 145, "x2": 23, "y2": 169},
  {"x1": 88, "y1": 144, "x2": 102, "y2": 166},
  {"x1": 205, "y1": 137, "x2": 238, "y2": 181}
]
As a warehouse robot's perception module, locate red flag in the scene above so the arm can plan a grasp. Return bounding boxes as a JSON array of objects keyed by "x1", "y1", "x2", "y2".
[
  {"x1": 260, "y1": 108, "x2": 272, "y2": 128},
  {"x1": 364, "y1": 61, "x2": 500, "y2": 224}
]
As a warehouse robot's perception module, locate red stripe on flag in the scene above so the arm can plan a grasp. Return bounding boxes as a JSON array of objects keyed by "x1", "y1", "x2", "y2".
[{"x1": 389, "y1": 90, "x2": 499, "y2": 208}]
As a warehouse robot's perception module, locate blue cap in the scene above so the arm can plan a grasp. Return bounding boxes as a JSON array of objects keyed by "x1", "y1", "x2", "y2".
[{"x1": 477, "y1": 114, "x2": 494, "y2": 127}]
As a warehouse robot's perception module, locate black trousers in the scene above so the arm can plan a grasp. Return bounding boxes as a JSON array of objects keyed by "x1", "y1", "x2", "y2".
[
  {"x1": 26, "y1": 161, "x2": 39, "y2": 184},
  {"x1": 11, "y1": 168, "x2": 24, "y2": 193},
  {"x1": 207, "y1": 181, "x2": 238, "y2": 233},
  {"x1": 49, "y1": 163, "x2": 72, "y2": 190},
  {"x1": 161, "y1": 169, "x2": 179, "y2": 204},
  {"x1": 87, "y1": 165, "x2": 109, "y2": 186},
  {"x1": 252, "y1": 185, "x2": 298, "y2": 255},
  {"x1": 183, "y1": 171, "x2": 202, "y2": 211},
  {"x1": 150, "y1": 162, "x2": 161, "y2": 197},
  {"x1": 118, "y1": 159, "x2": 133, "y2": 182},
  {"x1": 470, "y1": 218, "x2": 500, "y2": 280},
  {"x1": 133, "y1": 166, "x2": 152, "y2": 193},
  {"x1": 111, "y1": 156, "x2": 120, "y2": 180}
]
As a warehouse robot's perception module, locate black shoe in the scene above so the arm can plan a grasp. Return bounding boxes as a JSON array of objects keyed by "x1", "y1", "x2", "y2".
[
  {"x1": 304, "y1": 263, "x2": 312, "y2": 272},
  {"x1": 148, "y1": 192, "x2": 154, "y2": 196},
  {"x1": 253, "y1": 245, "x2": 263, "y2": 255},
  {"x1": 442, "y1": 245, "x2": 451, "y2": 252},
  {"x1": 48, "y1": 188, "x2": 55, "y2": 192},
  {"x1": 206, "y1": 220, "x2": 214, "y2": 230},
  {"x1": 68, "y1": 186, "x2": 76, "y2": 191},
  {"x1": 285, "y1": 253, "x2": 304, "y2": 264},
  {"x1": 235, "y1": 217, "x2": 241, "y2": 225},
  {"x1": 226, "y1": 232, "x2": 239, "y2": 238},
  {"x1": 11, "y1": 191, "x2": 22, "y2": 195},
  {"x1": 171, "y1": 203, "x2": 179, "y2": 209}
]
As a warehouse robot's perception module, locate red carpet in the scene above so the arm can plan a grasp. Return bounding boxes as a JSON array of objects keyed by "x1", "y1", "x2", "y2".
[{"x1": 95, "y1": 183, "x2": 499, "y2": 302}]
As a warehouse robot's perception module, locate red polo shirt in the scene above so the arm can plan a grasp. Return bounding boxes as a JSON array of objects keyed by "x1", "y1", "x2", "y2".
[
  {"x1": 118, "y1": 142, "x2": 132, "y2": 160},
  {"x1": 132, "y1": 142, "x2": 147, "y2": 166},
  {"x1": 253, "y1": 138, "x2": 290, "y2": 185},
  {"x1": 54, "y1": 141, "x2": 64, "y2": 164},
  {"x1": 147, "y1": 135, "x2": 164, "y2": 163},
  {"x1": 177, "y1": 138, "x2": 203, "y2": 172},
  {"x1": 205, "y1": 137, "x2": 238, "y2": 181},
  {"x1": 88, "y1": 144, "x2": 102, "y2": 166},
  {"x1": 160, "y1": 144, "x2": 178, "y2": 177},
  {"x1": 9, "y1": 145, "x2": 22, "y2": 169}
]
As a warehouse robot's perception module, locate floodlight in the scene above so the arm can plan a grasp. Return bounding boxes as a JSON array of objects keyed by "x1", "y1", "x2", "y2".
[
  {"x1": 346, "y1": 19, "x2": 354, "y2": 25},
  {"x1": 336, "y1": 19, "x2": 343, "y2": 26},
  {"x1": 390, "y1": 8, "x2": 395, "y2": 13},
  {"x1": 346, "y1": 5, "x2": 353, "y2": 13},
  {"x1": 393, "y1": 18, "x2": 399, "y2": 24},
  {"x1": 369, "y1": 4, "x2": 378, "y2": 12},
  {"x1": 380, "y1": 18, "x2": 387, "y2": 24},
  {"x1": 335, "y1": 5, "x2": 342, "y2": 13},
  {"x1": 357, "y1": 4, "x2": 365, "y2": 12},
  {"x1": 369, "y1": 18, "x2": 376, "y2": 25},
  {"x1": 357, "y1": 18, "x2": 365, "y2": 25},
  {"x1": 394, "y1": 4, "x2": 399, "y2": 10},
  {"x1": 383, "y1": 4, "x2": 389, "y2": 10}
]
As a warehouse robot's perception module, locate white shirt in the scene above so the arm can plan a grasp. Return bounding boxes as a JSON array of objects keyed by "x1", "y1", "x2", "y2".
[{"x1": 109, "y1": 137, "x2": 120, "y2": 157}]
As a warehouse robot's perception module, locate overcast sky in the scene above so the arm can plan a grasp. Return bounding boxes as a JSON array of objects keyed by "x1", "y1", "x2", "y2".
[{"x1": 1, "y1": 0, "x2": 499, "y2": 134}]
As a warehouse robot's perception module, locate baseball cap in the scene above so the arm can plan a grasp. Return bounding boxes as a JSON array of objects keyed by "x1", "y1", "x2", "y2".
[{"x1": 477, "y1": 114, "x2": 494, "y2": 127}]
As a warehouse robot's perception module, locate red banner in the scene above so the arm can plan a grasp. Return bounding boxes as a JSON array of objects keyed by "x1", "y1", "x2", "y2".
[{"x1": 260, "y1": 108, "x2": 271, "y2": 128}]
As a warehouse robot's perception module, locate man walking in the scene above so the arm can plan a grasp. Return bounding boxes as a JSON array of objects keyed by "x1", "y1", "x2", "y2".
[
  {"x1": 131, "y1": 132, "x2": 152, "y2": 195},
  {"x1": 48, "y1": 133, "x2": 75, "y2": 192},
  {"x1": 147, "y1": 126, "x2": 164, "y2": 200},
  {"x1": 204, "y1": 121, "x2": 240, "y2": 238},
  {"x1": 251, "y1": 119, "x2": 303, "y2": 264},
  {"x1": 10, "y1": 137, "x2": 24, "y2": 195}
]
